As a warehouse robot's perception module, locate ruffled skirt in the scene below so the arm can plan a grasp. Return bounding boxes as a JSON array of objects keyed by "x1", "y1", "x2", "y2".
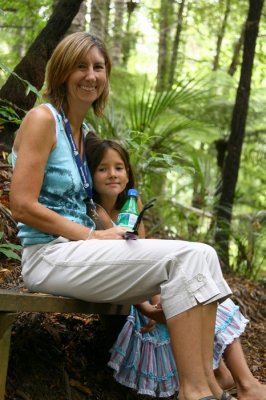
[{"x1": 108, "y1": 298, "x2": 248, "y2": 397}]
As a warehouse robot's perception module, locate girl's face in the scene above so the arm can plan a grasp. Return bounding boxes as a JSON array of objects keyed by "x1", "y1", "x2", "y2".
[
  {"x1": 93, "y1": 148, "x2": 129, "y2": 199},
  {"x1": 66, "y1": 46, "x2": 107, "y2": 107}
]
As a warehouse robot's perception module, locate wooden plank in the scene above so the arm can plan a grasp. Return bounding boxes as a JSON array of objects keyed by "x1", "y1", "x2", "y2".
[
  {"x1": 0, "y1": 289, "x2": 130, "y2": 315},
  {"x1": 0, "y1": 313, "x2": 18, "y2": 400},
  {"x1": 0, "y1": 312, "x2": 18, "y2": 340}
]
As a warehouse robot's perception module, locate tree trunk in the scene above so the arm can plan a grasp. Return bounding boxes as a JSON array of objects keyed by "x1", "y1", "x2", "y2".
[
  {"x1": 212, "y1": 0, "x2": 231, "y2": 71},
  {"x1": 90, "y1": 0, "x2": 107, "y2": 40},
  {"x1": 156, "y1": 0, "x2": 173, "y2": 91},
  {"x1": 0, "y1": 0, "x2": 83, "y2": 151},
  {"x1": 103, "y1": 0, "x2": 111, "y2": 42},
  {"x1": 112, "y1": 0, "x2": 126, "y2": 66},
  {"x1": 121, "y1": 1, "x2": 138, "y2": 67},
  {"x1": 214, "y1": 0, "x2": 265, "y2": 268},
  {"x1": 67, "y1": 1, "x2": 87, "y2": 34},
  {"x1": 228, "y1": 23, "x2": 245, "y2": 76},
  {"x1": 168, "y1": 0, "x2": 186, "y2": 87}
]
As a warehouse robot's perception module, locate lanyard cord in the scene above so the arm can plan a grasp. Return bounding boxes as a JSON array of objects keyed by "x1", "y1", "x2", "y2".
[{"x1": 60, "y1": 108, "x2": 96, "y2": 210}]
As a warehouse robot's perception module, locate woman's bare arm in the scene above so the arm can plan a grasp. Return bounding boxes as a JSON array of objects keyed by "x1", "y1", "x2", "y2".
[{"x1": 10, "y1": 106, "x2": 126, "y2": 241}]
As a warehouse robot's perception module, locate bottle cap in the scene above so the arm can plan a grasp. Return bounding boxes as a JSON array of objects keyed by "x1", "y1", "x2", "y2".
[{"x1": 128, "y1": 188, "x2": 138, "y2": 197}]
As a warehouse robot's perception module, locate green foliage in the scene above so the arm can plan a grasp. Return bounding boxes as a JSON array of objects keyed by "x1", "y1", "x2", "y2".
[
  {"x1": 89, "y1": 73, "x2": 217, "y2": 194},
  {"x1": 230, "y1": 211, "x2": 266, "y2": 280},
  {"x1": 0, "y1": 105, "x2": 21, "y2": 126},
  {"x1": 0, "y1": 0, "x2": 53, "y2": 77},
  {"x1": 0, "y1": 232, "x2": 21, "y2": 262},
  {"x1": 0, "y1": 61, "x2": 40, "y2": 97}
]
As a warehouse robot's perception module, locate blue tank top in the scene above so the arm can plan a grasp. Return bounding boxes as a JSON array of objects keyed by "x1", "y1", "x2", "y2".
[{"x1": 12, "y1": 103, "x2": 95, "y2": 247}]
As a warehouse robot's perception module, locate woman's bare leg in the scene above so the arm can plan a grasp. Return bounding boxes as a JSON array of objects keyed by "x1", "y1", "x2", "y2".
[
  {"x1": 201, "y1": 302, "x2": 225, "y2": 399},
  {"x1": 167, "y1": 304, "x2": 215, "y2": 400},
  {"x1": 224, "y1": 339, "x2": 266, "y2": 400}
]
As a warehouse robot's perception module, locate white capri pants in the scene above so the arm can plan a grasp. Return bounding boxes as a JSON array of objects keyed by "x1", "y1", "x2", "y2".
[{"x1": 22, "y1": 237, "x2": 232, "y2": 320}]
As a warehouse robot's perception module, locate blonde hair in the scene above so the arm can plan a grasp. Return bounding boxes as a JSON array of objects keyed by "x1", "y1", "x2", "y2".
[{"x1": 44, "y1": 32, "x2": 111, "y2": 117}]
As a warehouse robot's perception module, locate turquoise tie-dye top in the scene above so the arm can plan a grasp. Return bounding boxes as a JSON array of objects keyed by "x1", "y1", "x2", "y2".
[{"x1": 12, "y1": 103, "x2": 95, "y2": 247}]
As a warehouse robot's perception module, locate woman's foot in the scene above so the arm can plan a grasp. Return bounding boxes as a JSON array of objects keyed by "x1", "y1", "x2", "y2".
[{"x1": 236, "y1": 379, "x2": 266, "y2": 400}]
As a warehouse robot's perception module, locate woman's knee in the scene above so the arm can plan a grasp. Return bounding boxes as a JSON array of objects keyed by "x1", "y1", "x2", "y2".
[{"x1": 192, "y1": 242, "x2": 219, "y2": 265}]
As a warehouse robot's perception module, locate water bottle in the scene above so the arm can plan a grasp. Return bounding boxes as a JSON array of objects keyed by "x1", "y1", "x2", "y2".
[{"x1": 117, "y1": 189, "x2": 139, "y2": 230}]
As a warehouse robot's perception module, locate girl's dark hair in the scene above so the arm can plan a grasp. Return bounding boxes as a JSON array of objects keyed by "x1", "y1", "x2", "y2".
[{"x1": 85, "y1": 133, "x2": 135, "y2": 209}]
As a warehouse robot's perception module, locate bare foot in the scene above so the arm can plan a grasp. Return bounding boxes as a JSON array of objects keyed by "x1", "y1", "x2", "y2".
[{"x1": 237, "y1": 379, "x2": 266, "y2": 400}]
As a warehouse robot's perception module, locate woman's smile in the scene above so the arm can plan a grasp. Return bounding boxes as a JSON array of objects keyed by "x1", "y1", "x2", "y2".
[
  {"x1": 79, "y1": 85, "x2": 97, "y2": 92},
  {"x1": 67, "y1": 46, "x2": 107, "y2": 106}
]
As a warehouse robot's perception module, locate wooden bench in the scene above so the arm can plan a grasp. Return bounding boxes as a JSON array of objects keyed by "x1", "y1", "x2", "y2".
[{"x1": 0, "y1": 288, "x2": 130, "y2": 400}]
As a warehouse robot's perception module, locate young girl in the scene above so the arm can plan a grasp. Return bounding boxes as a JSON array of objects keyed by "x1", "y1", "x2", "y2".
[{"x1": 85, "y1": 136, "x2": 266, "y2": 400}]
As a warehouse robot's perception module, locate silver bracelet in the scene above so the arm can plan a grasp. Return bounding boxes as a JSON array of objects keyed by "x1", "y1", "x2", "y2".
[{"x1": 86, "y1": 227, "x2": 94, "y2": 240}]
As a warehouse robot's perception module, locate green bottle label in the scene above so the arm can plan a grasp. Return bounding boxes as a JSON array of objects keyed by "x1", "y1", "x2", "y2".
[{"x1": 117, "y1": 213, "x2": 138, "y2": 229}]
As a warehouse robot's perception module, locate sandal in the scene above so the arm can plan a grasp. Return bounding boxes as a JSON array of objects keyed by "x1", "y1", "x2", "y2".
[
  {"x1": 228, "y1": 387, "x2": 237, "y2": 395},
  {"x1": 198, "y1": 390, "x2": 237, "y2": 400},
  {"x1": 220, "y1": 391, "x2": 237, "y2": 400},
  {"x1": 198, "y1": 397, "x2": 217, "y2": 400}
]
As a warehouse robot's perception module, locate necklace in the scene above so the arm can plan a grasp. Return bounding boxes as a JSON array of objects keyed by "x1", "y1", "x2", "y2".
[
  {"x1": 60, "y1": 108, "x2": 94, "y2": 205},
  {"x1": 75, "y1": 127, "x2": 83, "y2": 155}
]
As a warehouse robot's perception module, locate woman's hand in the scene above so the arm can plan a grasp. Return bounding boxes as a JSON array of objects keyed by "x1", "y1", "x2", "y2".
[{"x1": 91, "y1": 226, "x2": 128, "y2": 240}]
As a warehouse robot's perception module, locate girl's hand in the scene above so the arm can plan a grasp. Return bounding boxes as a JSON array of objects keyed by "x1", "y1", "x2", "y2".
[
  {"x1": 140, "y1": 319, "x2": 156, "y2": 333},
  {"x1": 135, "y1": 302, "x2": 166, "y2": 324},
  {"x1": 91, "y1": 226, "x2": 128, "y2": 240}
]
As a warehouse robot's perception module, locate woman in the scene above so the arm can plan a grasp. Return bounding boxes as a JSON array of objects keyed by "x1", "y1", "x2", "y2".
[{"x1": 10, "y1": 32, "x2": 232, "y2": 400}]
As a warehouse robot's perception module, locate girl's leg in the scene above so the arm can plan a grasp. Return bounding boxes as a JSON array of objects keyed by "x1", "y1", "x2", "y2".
[
  {"x1": 223, "y1": 339, "x2": 266, "y2": 400},
  {"x1": 213, "y1": 298, "x2": 249, "y2": 392},
  {"x1": 167, "y1": 304, "x2": 215, "y2": 400},
  {"x1": 214, "y1": 360, "x2": 235, "y2": 391}
]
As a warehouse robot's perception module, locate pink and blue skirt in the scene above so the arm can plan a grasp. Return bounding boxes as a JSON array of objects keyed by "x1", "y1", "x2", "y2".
[{"x1": 108, "y1": 298, "x2": 248, "y2": 398}]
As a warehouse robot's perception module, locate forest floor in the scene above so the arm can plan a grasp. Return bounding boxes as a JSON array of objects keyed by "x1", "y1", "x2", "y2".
[{"x1": 0, "y1": 153, "x2": 265, "y2": 400}]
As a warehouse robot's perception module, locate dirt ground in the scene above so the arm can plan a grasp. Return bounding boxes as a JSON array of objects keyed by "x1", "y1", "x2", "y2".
[{"x1": 0, "y1": 154, "x2": 265, "y2": 400}]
